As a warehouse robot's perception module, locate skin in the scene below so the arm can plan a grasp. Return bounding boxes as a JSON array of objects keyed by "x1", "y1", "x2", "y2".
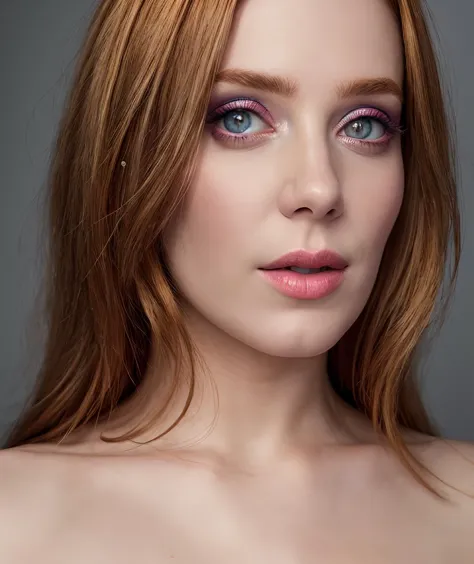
[{"x1": 0, "y1": 0, "x2": 473, "y2": 562}]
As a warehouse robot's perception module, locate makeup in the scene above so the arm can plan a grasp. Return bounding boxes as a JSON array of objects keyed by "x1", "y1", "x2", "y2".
[
  {"x1": 206, "y1": 97, "x2": 404, "y2": 151},
  {"x1": 259, "y1": 268, "x2": 345, "y2": 300},
  {"x1": 259, "y1": 250, "x2": 348, "y2": 300}
]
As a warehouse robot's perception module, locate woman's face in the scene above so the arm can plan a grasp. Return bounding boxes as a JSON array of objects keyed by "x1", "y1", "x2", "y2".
[{"x1": 165, "y1": 0, "x2": 404, "y2": 357}]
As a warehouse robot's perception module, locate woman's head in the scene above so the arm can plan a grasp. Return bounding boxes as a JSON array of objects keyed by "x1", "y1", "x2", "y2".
[
  {"x1": 164, "y1": 0, "x2": 405, "y2": 359},
  {"x1": 6, "y1": 0, "x2": 460, "y2": 494}
]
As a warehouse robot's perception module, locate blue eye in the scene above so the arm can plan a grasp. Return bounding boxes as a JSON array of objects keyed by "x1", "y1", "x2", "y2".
[
  {"x1": 206, "y1": 98, "x2": 405, "y2": 150},
  {"x1": 344, "y1": 117, "x2": 385, "y2": 141},
  {"x1": 206, "y1": 98, "x2": 273, "y2": 142},
  {"x1": 223, "y1": 110, "x2": 253, "y2": 134}
]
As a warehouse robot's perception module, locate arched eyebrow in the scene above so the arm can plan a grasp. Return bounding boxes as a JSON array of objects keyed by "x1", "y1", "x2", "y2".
[{"x1": 215, "y1": 68, "x2": 403, "y2": 104}]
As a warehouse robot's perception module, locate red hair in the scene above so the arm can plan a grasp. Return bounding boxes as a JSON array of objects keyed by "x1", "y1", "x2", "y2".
[{"x1": 5, "y1": 0, "x2": 460, "y2": 498}]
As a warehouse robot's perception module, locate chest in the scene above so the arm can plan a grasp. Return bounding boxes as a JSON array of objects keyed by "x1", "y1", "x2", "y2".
[
  {"x1": 43, "y1": 514, "x2": 464, "y2": 564},
  {"x1": 42, "y1": 476, "x2": 468, "y2": 564}
]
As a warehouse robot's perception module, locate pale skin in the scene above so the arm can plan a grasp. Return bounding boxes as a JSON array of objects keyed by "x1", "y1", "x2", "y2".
[{"x1": 1, "y1": 0, "x2": 474, "y2": 562}]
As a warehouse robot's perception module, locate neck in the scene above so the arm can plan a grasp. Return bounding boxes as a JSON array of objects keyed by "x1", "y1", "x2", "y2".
[{"x1": 103, "y1": 308, "x2": 371, "y2": 466}]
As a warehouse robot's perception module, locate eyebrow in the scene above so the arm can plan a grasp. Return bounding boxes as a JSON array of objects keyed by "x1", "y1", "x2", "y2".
[{"x1": 215, "y1": 68, "x2": 403, "y2": 103}]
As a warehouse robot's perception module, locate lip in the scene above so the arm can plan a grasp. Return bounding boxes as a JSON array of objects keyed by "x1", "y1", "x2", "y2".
[
  {"x1": 258, "y1": 249, "x2": 348, "y2": 300},
  {"x1": 260, "y1": 249, "x2": 349, "y2": 271}
]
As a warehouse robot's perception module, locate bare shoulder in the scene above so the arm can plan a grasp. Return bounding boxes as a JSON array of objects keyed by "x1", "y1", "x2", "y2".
[
  {"x1": 0, "y1": 441, "x2": 210, "y2": 563},
  {"x1": 415, "y1": 437, "x2": 474, "y2": 490},
  {"x1": 0, "y1": 445, "x2": 90, "y2": 560},
  {"x1": 0, "y1": 445, "x2": 61, "y2": 511},
  {"x1": 409, "y1": 436, "x2": 474, "y2": 513}
]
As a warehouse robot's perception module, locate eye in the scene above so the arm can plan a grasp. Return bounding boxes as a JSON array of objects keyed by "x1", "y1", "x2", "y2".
[
  {"x1": 336, "y1": 107, "x2": 404, "y2": 150},
  {"x1": 206, "y1": 99, "x2": 404, "y2": 150},
  {"x1": 342, "y1": 117, "x2": 386, "y2": 141},
  {"x1": 218, "y1": 108, "x2": 266, "y2": 135},
  {"x1": 205, "y1": 98, "x2": 275, "y2": 146}
]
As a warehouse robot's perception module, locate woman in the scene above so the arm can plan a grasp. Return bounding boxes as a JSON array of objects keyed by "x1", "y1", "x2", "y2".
[{"x1": 1, "y1": 0, "x2": 473, "y2": 561}]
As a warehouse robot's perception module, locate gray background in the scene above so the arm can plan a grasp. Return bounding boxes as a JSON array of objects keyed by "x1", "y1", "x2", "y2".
[{"x1": 1, "y1": 1, "x2": 473, "y2": 445}]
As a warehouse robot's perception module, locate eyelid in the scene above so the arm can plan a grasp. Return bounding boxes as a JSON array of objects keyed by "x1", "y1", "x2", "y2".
[
  {"x1": 206, "y1": 97, "x2": 404, "y2": 150},
  {"x1": 336, "y1": 106, "x2": 401, "y2": 132},
  {"x1": 208, "y1": 99, "x2": 401, "y2": 131},
  {"x1": 206, "y1": 97, "x2": 275, "y2": 127}
]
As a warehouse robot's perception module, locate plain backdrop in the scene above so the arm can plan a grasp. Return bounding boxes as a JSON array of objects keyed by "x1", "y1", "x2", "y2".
[{"x1": 1, "y1": 1, "x2": 473, "y2": 444}]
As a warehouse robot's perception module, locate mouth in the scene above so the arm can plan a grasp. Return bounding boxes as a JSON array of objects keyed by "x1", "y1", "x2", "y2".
[
  {"x1": 261, "y1": 266, "x2": 336, "y2": 274},
  {"x1": 258, "y1": 249, "x2": 348, "y2": 300},
  {"x1": 259, "y1": 249, "x2": 349, "y2": 273}
]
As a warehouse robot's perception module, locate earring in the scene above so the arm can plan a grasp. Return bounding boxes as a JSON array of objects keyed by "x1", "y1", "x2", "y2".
[{"x1": 120, "y1": 161, "x2": 127, "y2": 168}]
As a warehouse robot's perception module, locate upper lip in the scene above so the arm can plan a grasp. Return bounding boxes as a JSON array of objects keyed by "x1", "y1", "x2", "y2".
[{"x1": 260, "y1": 249, "x2": 349, "y2": 270}]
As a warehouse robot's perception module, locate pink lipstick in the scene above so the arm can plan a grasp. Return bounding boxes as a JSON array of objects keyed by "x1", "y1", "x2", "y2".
[{"x1": 259, "y1": 249, "x2": 348, "y2": 300}]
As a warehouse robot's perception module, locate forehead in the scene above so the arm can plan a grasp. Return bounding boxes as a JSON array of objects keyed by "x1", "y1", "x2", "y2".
[{"x1": 222, "y1": 0, "x2": 403, "y2": 92}]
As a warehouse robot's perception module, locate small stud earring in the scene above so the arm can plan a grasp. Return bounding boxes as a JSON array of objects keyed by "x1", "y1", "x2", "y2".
[{"x1": 120, "y1": 161, "x2": 127, "y2": 168}]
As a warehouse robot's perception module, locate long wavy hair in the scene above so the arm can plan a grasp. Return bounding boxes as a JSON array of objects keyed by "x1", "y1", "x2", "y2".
[{"x1": 5, "y1": 0, "x2": 460, "y2": 498}]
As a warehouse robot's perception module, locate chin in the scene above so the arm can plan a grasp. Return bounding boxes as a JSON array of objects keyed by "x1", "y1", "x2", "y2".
[
  {"x1": 180, "y1": 278, "x2": 371, "y2": 360},
  {"x1": 216, "y1": 311, "x2": 353, "y2": 359}
]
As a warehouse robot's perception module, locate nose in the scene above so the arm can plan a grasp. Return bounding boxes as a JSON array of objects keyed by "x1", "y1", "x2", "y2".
[{"x1": 278, "y1": 134, "x2": 343, "y2": 221}]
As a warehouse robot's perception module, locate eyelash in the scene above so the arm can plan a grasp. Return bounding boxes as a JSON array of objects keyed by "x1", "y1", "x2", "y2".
[{"x1": 206, "y1": 97, "x2": 405, "y2": 151}]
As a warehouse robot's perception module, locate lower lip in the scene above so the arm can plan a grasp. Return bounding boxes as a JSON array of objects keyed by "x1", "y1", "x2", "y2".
[{"x1": 259, "y1": 268, "x2": 346, "y2": 300}]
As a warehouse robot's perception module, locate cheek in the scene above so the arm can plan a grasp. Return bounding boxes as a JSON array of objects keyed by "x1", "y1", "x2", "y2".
[
  {"x1": 352, "y1": 156, "x2": 404, "y2": 260},
  {"x1": 179, "y1": 180, "x2": 240, "y2": 266},
  {"x1": 169, "y1": 152, "x2": 266, "y2": 267},
  {"x1": 164, "y1": 159, "x2": 253, "y2": 277}
]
